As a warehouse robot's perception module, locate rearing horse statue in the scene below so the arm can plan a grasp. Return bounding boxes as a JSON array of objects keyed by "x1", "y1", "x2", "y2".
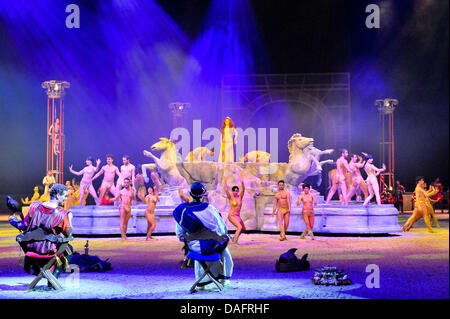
[{"x1": 142, "y1": 138, "x2": 188, "y2": 188}]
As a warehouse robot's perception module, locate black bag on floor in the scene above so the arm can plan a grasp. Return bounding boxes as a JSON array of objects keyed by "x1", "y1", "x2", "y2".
[
  {"x1": 276, "y1": 248, "x2": 310, "y2": 272},
  {"x1": 70, "y1": 252, "x2": 112, "y2": 272}
]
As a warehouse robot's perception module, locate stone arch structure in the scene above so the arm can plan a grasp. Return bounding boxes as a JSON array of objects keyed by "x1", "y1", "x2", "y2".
[{"x1": 221, "y1": 73, "x2": 351, "y2": 151}]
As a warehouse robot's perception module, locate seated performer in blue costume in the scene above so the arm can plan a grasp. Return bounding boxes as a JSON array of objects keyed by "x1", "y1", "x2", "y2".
[{"x1": 173, "y1": 182, "x2": 233, "y2": 288}]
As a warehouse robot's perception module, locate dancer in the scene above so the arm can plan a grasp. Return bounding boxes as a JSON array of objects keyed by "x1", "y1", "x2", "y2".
[
  {"x1": 325, "y1": 149, "x2": 352, "y2": 205},
  {"x1": 173, "y1": 182, "x2": 233, "y2": 289},
  {"x1": 42, "y1": 170, "x2": 56, "y2": 197},
  {"x1": 69, "y1": 157, "x2": 101, "y2": 206},
  {"x1": 112, "y1": 178, "x2": 136, "y2": 240},
  {"x1": 393, "y1": 180, "x2": 406, "y2": 212},
  {"x1": 402, "y1": 177, "x2": 440, "y2": 233},
  {"x1": 362, "y1": 153, "x2": 386, "y2": 206},
  {"x1": 297, "y1": 183, "x2": 318, "y2": 240},
  {"x1": 219, "y1": 117, "x2": 238, "y2": 163},
  {"x1": 92, "y1": 154, "x2": 121, "y2": 203},
  {"x1": 116, "y1": 155, "x2": 136, "y2": 194},
  {"x1": 347, "y1": 154, "x2": 369, "y2": 201},
  {"x1": 224, "y1": 175, "x2": 246, "y2": 245},
  {"x1": 271, "y1": 180, "x2": 291, "y2": 241},
  {"x1": 431, "y1": 178, "x2": 444, "y2": 212},
  {"x1": 144, "y1": 186, "x2": 159, "y2": 240}
]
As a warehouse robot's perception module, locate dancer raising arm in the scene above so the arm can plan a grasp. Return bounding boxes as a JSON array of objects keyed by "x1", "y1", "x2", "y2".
[
  {"x1": 362, "y1": 153, "x2": 386, "y2": 206},
  {"x1": 224, "y1": 175, "x2": 246, "y2": 246},
  {"x1": 69, "y1": 156, "x2": 101, "y2": 206}
]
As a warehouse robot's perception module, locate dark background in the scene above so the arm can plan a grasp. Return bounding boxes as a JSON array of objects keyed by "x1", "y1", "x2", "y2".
[{"x1": 0, "y1": 0, "x2": 448, "y2": 202}]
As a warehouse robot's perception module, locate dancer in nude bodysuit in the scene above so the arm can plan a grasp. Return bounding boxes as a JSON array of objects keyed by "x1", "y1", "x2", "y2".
[
  {"x1": 362, "y1": 153, "x2": 386, "y2": 206},
  {"x1": 297, "y1": 183, "x2": 318, "y2": 240},
  {"x1": 224, "y1": 176, "x2": 246, "y2": 245},
  {"x1": 347, "y1": 154, "x2": 369, "y2": 202},
  {"x1": 112, "y1": 178, "x2": 136, "y2": 240},
  {"x1": 325, "y1": 149, "x2": 352, "y2": 205},
  {"x1": 144, "y1": 186, "x2": 160, "y2": 240},
  {"x1": 116, "y1": 155, "x2": 136, "y2": 194},
  {"x1": 69, "y1": 156, "x2": 101, "y2": 206},
  {"x1": 271, "y1": 180, "x2": 291, "y2": 241},
  {"x1": 92, "y1": 154, "x2": 121, "y2": 203}
]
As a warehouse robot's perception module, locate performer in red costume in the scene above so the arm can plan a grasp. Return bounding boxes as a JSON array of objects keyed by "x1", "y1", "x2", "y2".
[
  {"x1": 431, "y1": 178, "x2": 444, "y2": 213},
  {"x1": 9, "y1": 184, "x2": 74, "y2": 279}
]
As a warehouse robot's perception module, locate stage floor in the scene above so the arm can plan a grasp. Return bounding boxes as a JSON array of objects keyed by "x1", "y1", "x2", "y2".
[{"x1": 0, "y1": 215, "x2": 448, "y2": 299}]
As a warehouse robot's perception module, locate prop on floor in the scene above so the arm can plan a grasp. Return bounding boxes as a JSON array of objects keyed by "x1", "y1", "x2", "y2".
[
  {"x1": 70, "y1": 240, "x2": 112, "y2": 272},
  {"x1": 312, "y1": 266, "x2": 351, "y2": 285},
  {"x1": 275, "y1": 248, "x2": 310, "y2": 272}
]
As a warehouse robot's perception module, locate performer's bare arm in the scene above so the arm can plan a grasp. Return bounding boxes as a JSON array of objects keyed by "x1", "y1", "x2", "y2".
[
  {"x1": 233, "y1": 128, "x2": 238, "y2": 144},
  {"x1": 69, "y1": 165, "x2": 84, "y2": 176},
  {"x1": 297, "y1": 194, "x2": 304, "y2": 206},
  {"x1": 271, "y1": 195, "x2": 279, "y2": 217},
  {"x1": 373, "y1": 164, "x2": 386, "y2": 176},
  {"x1": 92, "y1": 166, "x2": 105, "y2": 181},
  {"x1": 313, "y1": 194, "x2": 318, "y2": 206},
  {"x1": 223, "y1": 177, "x2": 232, "y2": 199},
  {"x1": 287, "y1": 191, "x2": 291, "y2": 213},
  {"x1": 94, "y1": 159, "x2": 101, "y2": 172},
  {"x1": 178, "y1": 189, "x2": 191, "y2": 202},
  {"x1": 425, "y1": 185, "x2": 439, "y2": 197},
  {"x1": 239, "y1": 176, "x2": 245, "y2": 200}
]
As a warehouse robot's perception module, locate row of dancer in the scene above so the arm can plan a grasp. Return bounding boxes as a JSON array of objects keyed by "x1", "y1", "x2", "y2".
[
  {"x1": 68, "y1": 154, "x2": 136, "y2": 206},
  {"x1": 325, "y1": 149, "x2": 386, "y2": 206}
]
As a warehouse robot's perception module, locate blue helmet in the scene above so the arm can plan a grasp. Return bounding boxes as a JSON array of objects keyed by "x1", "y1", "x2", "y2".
[{"x1": 189, "y1": 182, "x2": 207, "y2": 198}]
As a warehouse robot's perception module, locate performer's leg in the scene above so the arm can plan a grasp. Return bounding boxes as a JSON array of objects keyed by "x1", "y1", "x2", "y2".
[
  {"x1": 277, "y1": 210, "x2": 287, "y2": 240},
  {"x1": 300, "y1": 213, "x2": 309, "y2": 239},
  {"x1": 79, "y1": 183, "x2": 89, "y2": 206},
  {"x1": 347, "y1": 186, "x2": 356, "y2": 202},
  {"x1": 325, "y1": 185, "x2": 338, "y2": 204},
  {"x1": 371, "y1": 180, "x2": 382, "y2": 205},
  {"x1": 88, "y1": 184, "x2": 100, "y2": 205},
  {"x1": 363, "y1": 183, "x2": 374, "y2": 206},
  {"x1": 339, "y1": 181, "x2": 349, "y2": 205},
  {"x1": 308, "y1": 214, "x2": 315, "y2": 240},
  {"x1": 120, "y1": 208, "x2": 131, "y2": 240},
  {"x1": 228, "y1": 215, "x2": 243, "y2": 245},
  {"x1": 145, "y1": 211, "x2": 157, "y2": 240},
  {"x1": 98, "y1": 183, "x2": 108, "y2": 203}
]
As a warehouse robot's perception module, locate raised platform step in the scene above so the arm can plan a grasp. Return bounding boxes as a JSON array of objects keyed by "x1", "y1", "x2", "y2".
[{"x1": 70, "y1": 201, "x2": 402, "y2": 235}]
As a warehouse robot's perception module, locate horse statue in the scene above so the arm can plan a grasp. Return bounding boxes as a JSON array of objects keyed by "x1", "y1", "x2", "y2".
[
  {"x1": 283, "y1": 133, "x2": 333, "y2": 187},
  {"x1": 142, "y1": 138, "x2": 188, "y2": 188},
  {"x1": 304, "y1": 145, "x2": 334, "y2": 186}
]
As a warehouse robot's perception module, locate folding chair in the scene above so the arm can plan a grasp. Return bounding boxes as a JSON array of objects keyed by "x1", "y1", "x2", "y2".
[
  {"x1": 17, "y1": 232, "x2": 76, "y2": 291},
  {"x1": 25, "y1": 251, "x2": 63, "y2": 290},
  {"x1": 187, "y1": 251, "x2": 224, "y2": 293}
]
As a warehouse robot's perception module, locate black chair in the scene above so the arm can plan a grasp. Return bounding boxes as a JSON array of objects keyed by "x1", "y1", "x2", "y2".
[
  {"x1": 186, "y1": 251, "x2": 223, "y2": 293},
  {"x1": 16, "y1": 230, "x2": 76, "y2": 291}
]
